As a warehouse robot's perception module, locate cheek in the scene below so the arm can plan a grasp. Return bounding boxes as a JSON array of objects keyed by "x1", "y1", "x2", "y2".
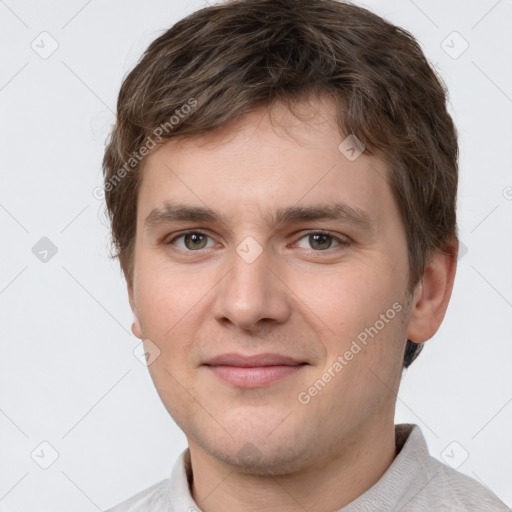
[
  {"x1": 292, "y1": 262, "x2": 407, "y2": 391},
  {"x1": 136, "y1": 267, "x2": 203, "y2": 404},
  {"x1": 134, "y1": 260, "x2": 207, "y2": 335},
  {"x1": 291, "y1": 262, "x2": 402, "y2": 333}
]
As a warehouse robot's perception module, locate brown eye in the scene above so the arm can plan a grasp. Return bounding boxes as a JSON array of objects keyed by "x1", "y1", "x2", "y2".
[
  {"x1": 184, "y1": 233, "x2": 208, "y2": 250},
  {"x1": 296, "y1": 232, "x2": 345, "y2": 251},
  {"x1": 308, "y1": 233, "x2": 334, "y2": 250},
  {"x1": 169, "y1": 231, "x2": 214, "y2": 251}
]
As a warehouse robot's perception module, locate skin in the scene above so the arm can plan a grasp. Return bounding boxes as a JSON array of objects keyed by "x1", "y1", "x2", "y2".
[{"x1": 127, "y1": 96, "x2": 457, "y2": 512}]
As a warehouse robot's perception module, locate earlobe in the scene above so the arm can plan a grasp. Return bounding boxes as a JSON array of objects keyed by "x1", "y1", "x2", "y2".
[
  {"x1": 131, "y1": 320, "x2": 143, "y2": 339},
  {"x1": 127, "y1": 281, "x2": 143, "y2": 340},
  {"x1": 406, "y1": 239, "x2": 458, "y2": 344}
]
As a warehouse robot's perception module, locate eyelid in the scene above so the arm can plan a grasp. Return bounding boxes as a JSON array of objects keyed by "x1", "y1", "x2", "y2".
[
  {"x1": 292, "y1": 230, "x2": 351, "y2": 250},
  {"x1": 164, "y1": 229, "x2": 218, "y2": 252},
  {"x1": 165, "y1": 229, "x2": 211, "y2": 243},
  {"x1": 165, "y1": 229, "x2": 350, "y2": 252}
]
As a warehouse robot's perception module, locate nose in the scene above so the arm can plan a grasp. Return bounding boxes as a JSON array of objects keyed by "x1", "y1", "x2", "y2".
[{"x1": 211, "y1": 241, "x2": 292, "y2": 332}]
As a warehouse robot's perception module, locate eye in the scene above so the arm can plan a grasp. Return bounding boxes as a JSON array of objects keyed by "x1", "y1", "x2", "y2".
[
  {"x1": 168, "y1": 231, "x2": 215, "y2": 251},
  {"x1": 295, "y1": 231, "x2": 348, "y2": 251}
]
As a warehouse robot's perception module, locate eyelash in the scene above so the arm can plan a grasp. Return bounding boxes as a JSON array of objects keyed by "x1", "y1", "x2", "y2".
[{"x1": 165, "y1": 230, "x2": 350, "y2": 254}]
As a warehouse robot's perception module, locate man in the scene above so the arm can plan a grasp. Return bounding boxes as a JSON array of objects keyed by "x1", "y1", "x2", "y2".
[{"x1": 102, "y1": 0, "x2": 509, "y2": 510}]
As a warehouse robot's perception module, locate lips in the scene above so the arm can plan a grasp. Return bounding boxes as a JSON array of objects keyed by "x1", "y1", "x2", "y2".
[
  {"x1": 203, "y1": 353, "x2": 307, "y2": 388},
  {"x1": 204, "y1": 353, "x2": 305, "y2": 367}
]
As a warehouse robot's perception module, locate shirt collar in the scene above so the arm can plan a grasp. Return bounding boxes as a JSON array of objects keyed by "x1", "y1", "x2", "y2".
[{"x1": 339, "y1": 423, "x2": 434, "y2": 511}]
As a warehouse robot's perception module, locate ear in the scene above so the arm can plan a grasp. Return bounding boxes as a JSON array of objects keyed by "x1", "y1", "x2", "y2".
[
  {"x1": 407, "y1": 238, "x2": 458, "y2": 344},
  {"x1": 128, "y1": 280, "x2": 143, "y2": 339}
]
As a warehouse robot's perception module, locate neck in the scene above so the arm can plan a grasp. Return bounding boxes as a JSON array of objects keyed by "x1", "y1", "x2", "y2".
[{"x1": 188, "y1": 417, "x2": 397, "y2": 512}]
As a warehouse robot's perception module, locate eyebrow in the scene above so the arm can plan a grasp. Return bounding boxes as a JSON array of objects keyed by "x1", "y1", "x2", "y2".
[{"x1": 144, "y1": 201, "x2": 374, "y2": 231}]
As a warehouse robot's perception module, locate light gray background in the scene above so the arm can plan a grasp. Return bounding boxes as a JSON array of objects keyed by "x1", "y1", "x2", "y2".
[{"x1": 1, "y1": 0, "x2": 511, "y2": 510}]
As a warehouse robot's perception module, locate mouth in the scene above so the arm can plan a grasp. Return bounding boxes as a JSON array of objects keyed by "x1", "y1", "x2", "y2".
[{"x1": 203, "y1": 353, "x2": 308, "y2": 388}]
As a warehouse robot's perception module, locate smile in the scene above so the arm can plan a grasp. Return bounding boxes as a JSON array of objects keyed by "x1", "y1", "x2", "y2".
[{"x1": 203, "y1": 353, "x2": 308, "y2": 388}]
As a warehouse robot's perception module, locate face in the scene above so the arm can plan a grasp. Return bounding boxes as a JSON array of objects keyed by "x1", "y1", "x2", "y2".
[{"x1": 128, "y1": 97, "x2": 414, "y2": 475}]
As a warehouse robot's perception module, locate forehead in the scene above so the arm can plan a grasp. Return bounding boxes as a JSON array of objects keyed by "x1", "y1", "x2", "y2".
[{"x1": 136, "y1": 98, "x2": 396, "y2": 229}]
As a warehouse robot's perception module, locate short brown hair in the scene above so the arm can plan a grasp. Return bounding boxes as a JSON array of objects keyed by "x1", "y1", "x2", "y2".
[{"x1": 103, "y1": 0, "x2": 458, "y2": 368}]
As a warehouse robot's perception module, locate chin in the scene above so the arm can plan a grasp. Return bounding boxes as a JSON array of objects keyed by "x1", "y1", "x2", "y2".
[{"x1": 199, "y1": 434, "x2": 312, "y2": 476}]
